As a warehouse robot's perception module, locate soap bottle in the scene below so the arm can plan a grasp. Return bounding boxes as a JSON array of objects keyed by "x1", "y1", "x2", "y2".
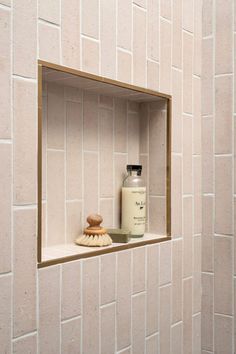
[{"x1": 121, "y1": 165, "x2": 146, "y2": 237}]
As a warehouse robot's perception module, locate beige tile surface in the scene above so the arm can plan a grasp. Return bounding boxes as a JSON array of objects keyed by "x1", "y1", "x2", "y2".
[
  {"x1": 100, "y1": 253, "x2": 116, "y2": 305},
  {"x1": 147, "y1": 0, "x2": 159, "y2": 61},
  {"x1": 160, "y1": 19, "x2": 171, "y2": 94},
  {"x1": 83, "y1": 152, "x2": 99, "y2": 219},
  {"x1": 38, "y1": 22, "x2": 60, "y2": 63},
  {"x1": 66, "y1": 201, "x2": 83, "y2": 243},
  {"x1": 81, "y1": 0, "x2": 99, "y2": 38},
  {"x1": 146, "y1": 333, "x2": 159, "y2": 354},
  {"x1": 171, "y1": 155, "x2": 182, "y2": 238},
  {"x1": 13, "y1": 333, "x2": 37, "y2": 354},
  {"x1": 13, "y1": 209, "x2": 36, "y2": 338},
  {"x1": 183, "y1": 278, "x2": 193, "y2": 354},
  {"x1": 202, "y1": 38, "x2": 213, "y2": 116},
  {"x1": 39, "y1": 0, "x2": 60, "y2": 24},
  {"x1": 132, "y1": 293, "x2": 146, "y2": 354},
  {"x1": 160, "y1": 0, "x2": 171, "y2": 19},
  {"x1": 83, "y1": 92, "x2": 98, "y2": 151},
  {"x1": 147, "y1": 60, "x2": 159, "y2": 91},
  {"x1": 61, "y1": 261, "x2": 81, "y2": 320},
  {"x1": 172, "y1": 68, "x2": 182, "y2": 153},
  {"x1": 117, "y1": 50, "x2": 132, "y2": 84},
  {"x1": 172, "y1": 239, "x2": 182, "y2": 324},
  {"x1": 183, "y1": 116, "x2": 193, "y2": 194},
  {"x1": 214, "y1": 314, "x2": 233, "y2": 354},
  {"x1": 183, "y1": 197, "x2": 193, "y2": 278},
  {"x1": 0, "y1": 8, "x2": 11, "y2": 138},
  {"x1": 101, "y1": 304, "x2": 115, "y2": 354},
  {"x1": 202, "y1": 116, "x2": 213, "y2": 194},
  {"x1": 47, "y1": 83, "x2": 64, "y2": 149},
  {"x1": 82, "y1": 37, "x2": 99, "y2": 75},
  {"x1": 172, "y1": 0, "x2": 182, "y2": 69},
  {"x1": 171, "y1": 322, "x2": 183, "y2": 354},
  {"x1": 159, "y1": 242, "x2": 171, "y2": 286},
  {"x1": 183, "y1": 0, "x2": 194, "y2": 32},
  {"x1": 132, "y1": 247, "x2": 146, "y2": 294},
  {"x1": 0, "y1": 275, "x2": 11, "y2": 354},
  {"x1": 160, "y1": 285, "x2": 171, "y2": 354},
  {"x1": 133, "y1": 6, "x2": 146, "y2": 87},
  {"x1": 202, "y1": 0, "x2": 213, "y2": 37},
  {"x1": 201, "y1": 273, "x2": 213, "y2": 351},
  {"x1": 183, "y1": 32, "x2": 193, "y2": 114},
  {"x1": 0, "y1": 144, "x2": 11, "y2": 273},
  {"x1": 61, "y1": 318, "x2": 81, "y2": 354},
  {"x1": 117, "y1": 0, "x2": 132, "y2": 50}
]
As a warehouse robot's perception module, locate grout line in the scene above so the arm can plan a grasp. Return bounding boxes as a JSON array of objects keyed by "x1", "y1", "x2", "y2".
[
  {"x1": 132, "y1": 2, "x2": 147, "y2": 12},
  {"x1": 13, "y1": 204, "x2": 37, "y2": 210},
  {"x1": 38, "y1": 18, "x2": 60, "y2": 28},
  {"x1": 214, "y1": 72, "x2": 233, "y2": 78},
  {"x1": 0, "y1": 271, "x2": 12, "y2": 278},
  {"x1": 214, "y1": 233, "x2": 234, "y2": 238},
  {"x1": 0, "y1": 3, "x2": 11, "y2": 10},
  {"x1": 12, "y1": 330, "x2": 38, "y2": 342},
  {"x1": 59, "y1": 265, "x2": 62, "y2": 354},
  {"x1": 214, "y1": 313, "x2": 234, "y2": 319},
  {"x1": 0, "y1": 139, "x2": 12, "y2": 144},
  {"x1": 12, "y1": 74, "x2": 36, "y2": 82},
  {"x1": 80, "y1": 33, "x2": 100, "y2": 43},
  {"x1": 61, "y1": 314, "x2": 82, "y2": 324}
]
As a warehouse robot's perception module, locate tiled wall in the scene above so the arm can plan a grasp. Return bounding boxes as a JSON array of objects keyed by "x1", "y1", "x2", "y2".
[
  {"x1": 201, "y1": 0, "x2": 235, "y2": 353},
  {"x1": 42, "y1": 82, "x2": 167, "y2": 248},
  {"x1": 0, "y1": 0, "x2": 202, "y2": 353}
]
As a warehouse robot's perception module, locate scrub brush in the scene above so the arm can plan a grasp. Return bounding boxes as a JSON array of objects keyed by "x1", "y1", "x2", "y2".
[{"x1": 75, "y1": 214, "x2": 112, "y2": 247}]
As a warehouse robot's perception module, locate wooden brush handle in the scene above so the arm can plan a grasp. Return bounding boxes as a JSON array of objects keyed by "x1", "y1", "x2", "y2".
[{"x1": 84, "y1": 214, "x2": 107, "y2": 236}]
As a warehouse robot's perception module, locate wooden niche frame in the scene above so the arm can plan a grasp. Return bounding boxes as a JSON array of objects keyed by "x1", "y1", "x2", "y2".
[{"x1": 37, "y1": 60, "x2": 172, "y2": 268}]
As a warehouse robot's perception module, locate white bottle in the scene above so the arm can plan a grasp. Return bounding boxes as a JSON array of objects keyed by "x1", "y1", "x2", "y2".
[{"x1": 122, "y1": 165, "x2": 146, "y2": 237}]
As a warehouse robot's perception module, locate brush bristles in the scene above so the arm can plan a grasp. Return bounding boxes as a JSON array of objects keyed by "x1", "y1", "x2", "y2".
[{"x1": 75, "y1": 233, "x2": 112, "y2": 247}]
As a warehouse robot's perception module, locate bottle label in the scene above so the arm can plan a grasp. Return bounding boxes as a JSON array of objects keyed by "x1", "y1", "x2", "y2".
[{"x1": 122, "y1": 187, "x2": 146, "y2": 236}]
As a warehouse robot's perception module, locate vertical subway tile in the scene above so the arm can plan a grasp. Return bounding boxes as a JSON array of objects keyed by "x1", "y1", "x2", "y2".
[
  {"x1": 0, "y1": 275, "x2": 11, "y2": 354},
  {"x1": 0, "y1": 8, "x2": 11, "y2": 138},
  {"x1": 128, "y1": 112, "x2": 139, "y2": 164},
  {"x1": 13, "y1": 0, "x2": 36, "y2": 78},
  {"x1": 47, "y1": 83, "x2": 64, "y2": 149},
  {"x1": 66, "y1": 201, "x2": 83, "y2": 243},
  {"x1": 202, "y1": 116, "x2": 213, "y2": 193},
  {"x1": 117, "y1": 49, "x2": 132, "y2": 84},
  {"x1": 202, "y1": 38, "x2": 213, "y2": 116},
  {"x1": 13, "y1": 209, "x2": 36, "y2": 337},
  {"x1": 160, "y1": 19, "x2": 171, "y2": 94},
  {"x1": 202, "y1": 0, "x2": 213, "y2": 37},
  {"x1": 114, "y1": 154, "x2": 127, "y2": 228},
  {"x1": 81, "y1": 0, "x2": 99, "y2": 38},
  {"x1": 47, "y1": 151, "x2": 65, "y2": 246},
  {"x1": 83, "y1": 152, "x2": 98, "y2": 219},
  {"x1": 182, "y1": 0, "x2": 194, "y2": 32},
  {"x1": 82, "y1": 258, "x2": 99, "y2": 354},
  {"x1": 42, "y1": 94, "x2": 47, "y2": 201},
  {"x1": 61, "y1": 0, "x2": 80, "y2": 68},
  {"x1": 13, "y1": 79, "x2": 37, "y2": 205},
  {"x1": 193, "y1": 156, "x2": 202, "y2": 235},
  {"x1": 193, "y1": 313, "x2": 201, "y2": 354},
  {"x1": 183, "y1": 32, "x2": 193, "y2": 114},
  {"x1": 172, "y1": 0, "x2": 182, "y2": 69},
  {"x1": 147, "y1": 60, "x2": 159, "y2": 91},
  {"x1": 139, "y1": 103, "x2": 148, "y2": 154},
  {"x1": 66, "y1": 101, "x2": 82, "y2": 200},
  {"x1": 147, "y1": 0, "x2": 159, "y2": 61},
  {"x1": 193, "y1": 235, "x2": 201, "y2": 314},
  {"x1": 172, "y1": 68, "x2": 182, "y2": 153},
  {"x1": 215, "y1": 76, "x2": 232, "y2": 154},
  {"x1": 146, "y1": 245, "x2": 159, "y2": 336},
  {"x1": 183, "y1": 116, "x2": 193, "y2": 194},
  {"x1": 61, "y1": 261, "x2": 81, "y2": 320},
  {"x1": 132, "y1": 293, "x2": 145, "y2": 354},
  {"x1": 117, "y1": 0, "x2": 132, "y2": 50},
  {"x1": 193, "y1": 77, "x2": 201, "y2": 155},
  {"x1": 39, "y1": 0, "x2": 60, "y2": 24},
  {"x1": 83, "y1": 92, "x2": 98, "y2": 151},
  {"x1": 133, "y1": 6, "x2": 147, "y2": 87},
  {"x1": 215, "y1": 157, "x2": 233, "y2": 235},
  {"x1": 160, "y1": 0, "x2": 171, "y2": 19},
  {"x1": 172, "y1": 239, "x2": 182, "y2": 324},
  {"x1": 61, "y1": 318, "x2": 81, "y2": 354},
  {"x1": 159, "y1": 242, "x2": 171, "y2": 286},
  {"x1": 101, "y1": 304, "x2": 115, "y2": 354},
  {"x1": 38, "y1": 22, "x2": 60, "y2": 63},
  {"x1": 114, "y1": 98, "x2": 127, "y2": 153},
  {"x1": 214, "y1": 314, "x2": 233, "y2": 354},
  {"x1": 193, "y1": 0, "x2": 202, "y2": 76},
  {"x1": 13, "y1": 333, "x2": 37, "y2": 354},
  {"x1": 82, "y1": 37, "x2": 99, "y2": 75},
  {"x1": 214, "y1": 236, "x2": 233, "y2": 315},
  {"x1": 202, "y1": 196, "x2": 214, "y2": 272},
  {"x1": 149, "y1": 109, "x2": 166, "y2": 195},
  {"x1": 0, "y1": 144, "x2": 11, "y2": 273},
  {"x1": 183, "y1": 197, "x2": 193, "y2": 278},
  {"x1": 133, "y1": 0, "x2": 146, "y2": 8},
  {"x1": 235, "y1": 197, "x2": 236, "y2": 274},
  {"x1": 100, "y1": 95, "x2": 113, "y2": 109},
  {"x1": 39, "y1": 266, "x2": 60, "y2": 354},
  {"x1": 100, "y1": 199, "x2": 114, "y2": 228},
  {"x1": 146, "y1": 333, "x2": 159, "y2": 354},
  {"x1": 183, "y1": 278, "x2": 193, "y2": 354},
  {"x1": 171, "y1": 155, "x2": 182, "y2": 238},
  {"x1": 117, "y1": 251, "x2": 131, "y2": 351},
  {"x1": 100, "y1": 108, "x2": 114, "y2": 197},
  {"x1": 160, "y1": 285, "x2": 171, "y2": 354},
  {"x1": 201, "y1": 273, "x2": 213, "y2": 351},
  {"x1": 100, "y1": 253, "x2": 116, "y2": 305},
  {"x1": 215, "y1": 0, "x2": 233, "y2": 74},
  {"x1": 132, "y1": 247, "x2": 146, "y2": 294},
  {"x1": 149, "y1": 196, "x2": 166, "y2": 235},
  {"x1": 171, "y1": 322, "x2": 183, "y2": 354},
  {"x1": 101, "y1": 0, "x2": 116, "y2": 78}
]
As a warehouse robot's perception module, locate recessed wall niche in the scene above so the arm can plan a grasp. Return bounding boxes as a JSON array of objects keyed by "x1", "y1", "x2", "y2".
[{"x1": 38, "y1": 61, "x2": 171, "y2": 267}]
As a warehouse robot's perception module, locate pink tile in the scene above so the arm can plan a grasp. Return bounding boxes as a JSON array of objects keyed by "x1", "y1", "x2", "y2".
[
  {"x1": 100, "y1": 253, "x2": 116, "y2": 305},
  {"x1": 0, "y1": 275, "x2": 11, "y2": 354},
  {"x1": 202, "y1": 38, "x2": 213, "y2": 116},
  {"x1": 159, "y1": 242, "x2": 171, "y2": 286},
  {"x1": 61, "y1": 261, "x2": 81, "y2": 320},
  {"x1": 160, "y1": 19, "x2": 171, "y2": 94},
  {"x1": 160, "y1": 285, "x2": 171, "y2": 354},
  {"x1": 202, "y1": 116, "x2": 213, "y2": 193},
  {"x1": 83, "y1": 152, "x2": 99, "y2": 221},
  {"x1": 172, "y1": 239, "x2": 182, "y2": 324},
  {"x1": 149, "y1": 196, "x2": 166, "y2": 235},
  {"x1": 100, "y1": 0, "x2": 116, "y2": 78},
  {"x1": 133, "y1": 6, "x2": 147, "y2": 86},
  {"x1": 82, "y1": 37, "x2": 99, "y2": 75},
  {"x1": 132, "y1": 293, "x2": 145, "y2": 354},
  {"x1": 171, "y1": 155, "x2": 182, "y2": 238},
  {"x1": 183, "y1": 278, "x2": 193, "y2": 354},
  {"x1": 61, "y1": 318, "x2": 81, "y2": 354},
  {"x1": 183, "y1": 116, "x2": 193, "y2": 194},
  {"x1": 13, "y1": 0, "x2": 37, "y2": 78},
  {"x1": 147, "y1": 0, "x2": 159, "y2": 61},
  {"x1": 66, "y1": 101, "x2": 82, "y2": 200},
  {"x1": 128, "y1": 112, "x2": 139, "y2": 164},
  {"x1": 47, "y1": 83, "x2": 64, "y2": 149},
  {"x1": 114, "y1": 98, "x2": 127, "y2": 153},
  {"x1": 172, "y1": 0, "x2": 182, "y2": 69},
  {"x1": 183, "y1": 32, "x2": 193, "y2": 114},
  {"x1": 81, "y1": 0, "x2": 99, "y2": 38},
  {"x1": 114, "y1": 154, "x2": 127, "y2": 228},
  {"x1": 147, "y1": 60, "x2": 159, "y2": 91},
  {"x1": 38, "y1": 22, "x2": 60, "y2": 63},
  {"x1": 101, "y1": 304, "x2": 115, "y2": 354},
  {"x1": 202, "y1": 0, "x2": 213, "y2": 37},
  {"x1": 0, "y1": 8, "x2": 11, "y2": 138},
  {"x1": 214, "y1": 314, "x2": 233, "y2": 354},
  {"x1": 202, "y1": 195, "x2": 214, "y2": 272},
  {"x1": 83, "y1": 92, "x2": 98, "y2": 151},
  {"x1": 132, "y1": 247, "x2": 146, "y2": 294},
  {"x1": 0, "y1": 144, "x2": 12, "y2": 273},
  {"x1": 66, "y1": 201, "x2": 83, "y2": 243},
  {"x1": 13, "y1": 333, "x2": 37, "y2": 354},
  {"x1": 117, "y1": 0, "x2": 132, "y2": 50},
  {"x1": 39, "y1": 0, "x2": 60, "y2": 24},
  {"x1": 183, "y1": 197, "x2": 193, "y2": 278},
  {"x1": 202, "y1": 273, "x2": 213, "y2": 351},
  {"x1": 100, "y1": 199, "x2": 114, "y2": 228},
  {"x1": 172, "y1": 68, "x2": 182, "y2": 153},
  {"x1": 117, "y1": 49, "x2": 132, "y2": 84},
  {"x1": 13, "y1": 209, "x2": 36, "y2": 337}
]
